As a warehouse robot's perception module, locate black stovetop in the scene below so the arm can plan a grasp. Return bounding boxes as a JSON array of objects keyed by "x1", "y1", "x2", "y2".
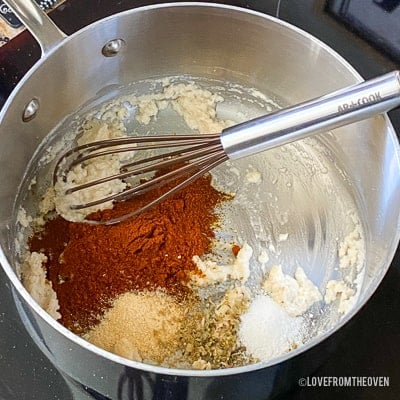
[{"x1": 0, "y1": 1, "x2": 399, "y2": 399}]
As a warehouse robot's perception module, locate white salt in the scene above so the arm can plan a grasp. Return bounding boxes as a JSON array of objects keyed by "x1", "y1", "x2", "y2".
[{"x1": 239, "y1": 294, "x2": 303, "y2": 361}]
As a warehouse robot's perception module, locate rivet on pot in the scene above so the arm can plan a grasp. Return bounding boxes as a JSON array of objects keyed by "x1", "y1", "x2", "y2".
[
  {"x1": 102, "y1": 39, "x2": 126, "y2": 57},
  {"x1": 22, "y1": 98, "x2": 40, "y2": 122}
]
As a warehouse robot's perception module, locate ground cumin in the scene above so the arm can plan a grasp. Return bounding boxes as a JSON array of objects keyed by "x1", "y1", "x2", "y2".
[{"x1": 29, "y1": 173, "x2": 227, "y2": 333}]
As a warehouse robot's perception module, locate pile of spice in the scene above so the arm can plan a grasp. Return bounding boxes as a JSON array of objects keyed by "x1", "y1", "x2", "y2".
[
  {"x1": 84, "y1": 290, "x2": 187, "y2": 364},
  {"x1": 174, "y1": 286, "x2": 255, "y2": 369},
  {"x1": 83, "y1": 287, "x2": 254, "y2": 369},
  {"x1": 29, "y1": 173, "x2": 226, "y2": 333},
  {"x1": 27, "y1": 171, "x2": 257, "y2": 368}
]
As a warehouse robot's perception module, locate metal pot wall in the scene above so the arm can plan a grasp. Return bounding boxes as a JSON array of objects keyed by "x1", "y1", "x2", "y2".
[{"x1": 0, "y1": 1, "x2": 399, "y2": 399}]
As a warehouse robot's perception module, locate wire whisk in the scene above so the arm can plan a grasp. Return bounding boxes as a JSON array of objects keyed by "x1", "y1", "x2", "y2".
[{"x1": 54, "y1": 71, "x2": 400, "y2": 224}]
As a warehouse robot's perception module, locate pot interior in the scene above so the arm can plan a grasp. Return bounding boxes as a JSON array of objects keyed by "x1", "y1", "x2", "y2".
[{"x1": 0, "y1": 3, "x2": 399, "y2": 374}]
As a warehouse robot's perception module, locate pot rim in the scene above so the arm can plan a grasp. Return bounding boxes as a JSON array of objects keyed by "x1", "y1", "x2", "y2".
[{"x1": 0, "y1": 1, "x2": 399, "y2": 378}]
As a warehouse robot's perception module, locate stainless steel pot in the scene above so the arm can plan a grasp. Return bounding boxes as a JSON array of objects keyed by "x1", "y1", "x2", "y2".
[{"x1": 0, "y1": 1, "x2": 399, "y2": 399}]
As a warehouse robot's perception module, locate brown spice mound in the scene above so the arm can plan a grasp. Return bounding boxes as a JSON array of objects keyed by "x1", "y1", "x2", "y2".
[
  {"x1": 175, "y1": 287, "x2": 255, "y2": 369},
  {"x1": 85, "y1": 290, "x2": 186, "y2": 364},
  {"x1": 29, "y1": 173, "x2": 226, "y2": 333}
]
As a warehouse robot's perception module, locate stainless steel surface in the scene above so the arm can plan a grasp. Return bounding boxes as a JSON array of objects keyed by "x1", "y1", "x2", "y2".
[
  {"x1": 54, "y1": 71, "x2": 400, "y2": 225},
  {"x1": 0, "y1": 1, "x2": 399, "y2": 399},
  {"x1": 3, "y1": 0, "x2": 66, "y2": 54},
  {"x1": 101, "y1": 38, "x2": 126, "y2": 57},
  {"x1": 22, "y1": 97, "x2": 40, "y2": 122},
  {"x1": 221, "y1": 70, "x2": 400, "y2": 159}
]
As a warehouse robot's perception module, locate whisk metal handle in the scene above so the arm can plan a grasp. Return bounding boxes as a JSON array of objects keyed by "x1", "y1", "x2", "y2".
[{"x1": 220, "y1": 71, "x2": 400, "y2": 159}]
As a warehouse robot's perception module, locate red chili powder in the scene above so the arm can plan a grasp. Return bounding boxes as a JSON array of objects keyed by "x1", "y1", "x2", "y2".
[{"x1": 29, "y1": 173, "x2": 227, "y2": 334}]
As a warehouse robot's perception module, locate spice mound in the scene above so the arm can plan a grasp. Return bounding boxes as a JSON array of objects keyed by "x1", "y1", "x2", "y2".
[
  {"x1": 29, "y1": 173, "x2": 225, "y2": 334},
  {"x1": 84, "y1": 290, "x2": 186, "y2": 364},
  {"x1": 26, "y1": 172, "x2": 255, "y2": 368},
  {"x1": 84, "y1": 287, "x2": 253, "y2": 369}
]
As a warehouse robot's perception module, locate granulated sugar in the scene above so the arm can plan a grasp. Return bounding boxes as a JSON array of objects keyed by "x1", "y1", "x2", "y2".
[
  {"x1": 84, "y1": 290, "x2": 185, "y2": 364},
  {"x1": 239, "y1": 294, "x2": 304, "y2": 361}
]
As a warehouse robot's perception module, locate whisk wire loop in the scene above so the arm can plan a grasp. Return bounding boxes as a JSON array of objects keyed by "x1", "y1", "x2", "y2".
[
  {"x1": 55, "y1": 134, "x2": 226, "y2": 224},
  {"x1": 65, "y1": 143, "x2": 223, "y2": 195},
  {"x1": 54, "y1": 134, "x2": 221, "y2": 183},
  {"x1": 80, "y1": 151, "x2": 228, "y2": 225},
  {"x1": 70, "y1": 147, "x2": 226, "y2": 210}
]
